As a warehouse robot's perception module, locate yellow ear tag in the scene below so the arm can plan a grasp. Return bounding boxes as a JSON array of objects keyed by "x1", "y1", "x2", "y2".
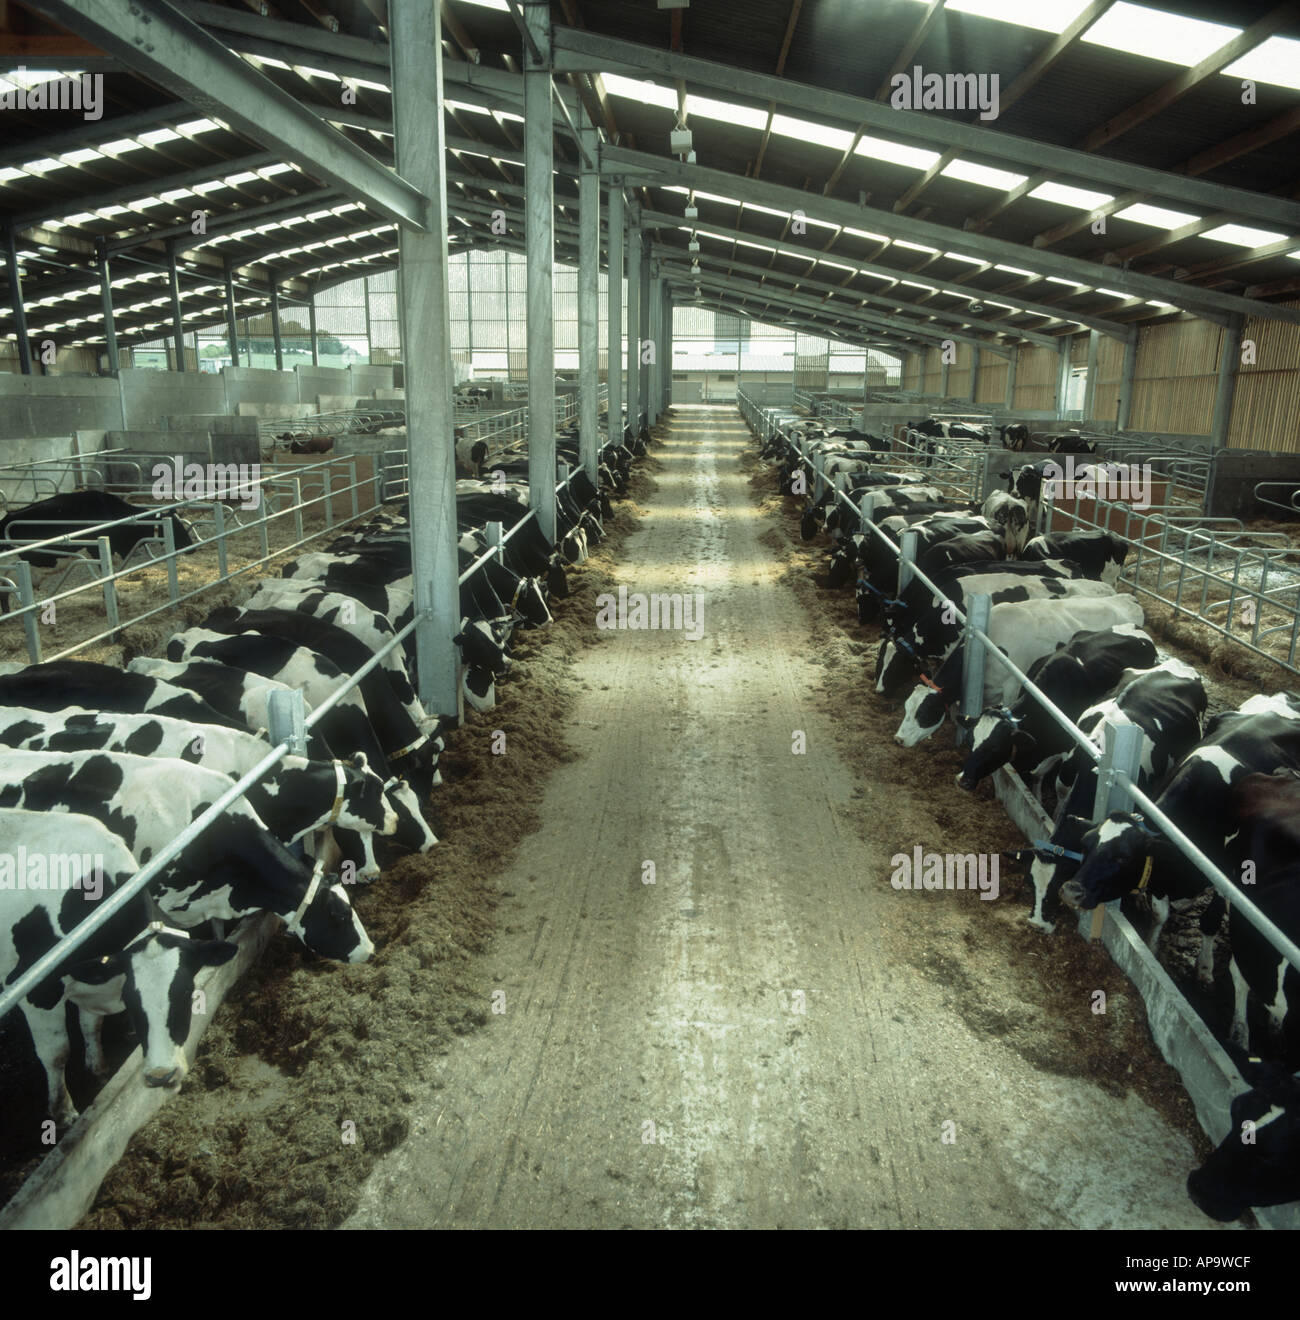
[{"x1": 1136, "y1": 855, "x2": 1153, "y2": 891}]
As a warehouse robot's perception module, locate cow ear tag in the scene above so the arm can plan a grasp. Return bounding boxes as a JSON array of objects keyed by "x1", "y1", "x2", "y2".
[{"x1": 1136, "y1": 855, "x2": 1153, "y2": 891}]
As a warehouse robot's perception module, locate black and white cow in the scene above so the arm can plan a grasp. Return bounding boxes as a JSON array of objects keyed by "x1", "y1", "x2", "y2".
[
  {"x1": 0, "y1": 660, "x2": 247, "y2": 733},
  {"x1": 1023, "y1": 530, "x2": 1129, "y2": 586},
  {"x1": 1047, "y1": 431, "x2": 1097, "y2": 456},
  {"x1": 0, "y1": 749, "x2": 373, "y2": 962},
  {"x1": 0, "y1": 808, "x2": 236, "y2": 1122},
  {"x1": 1017, "y1": 659, "x2": 1208, "y2": 936},
  {"x1": 980, "y1": 490, "x2": 1032, "y2": 555},
  {"x1": 0, "y1": 490, "x2": 194, "y2": 571},
  {"x1": 122, "y1": 657, "x2": 434, "y2": 855},
  {"x1": 915, "y1": 530, "x2": 1004, "y2": 579},
  {"x1": 893, "y1": 596, "x2": 1146, "y2": 748},
  {"x1": 997, "y1": 423, "x2": 1031, "y2": 451},
  {"x1": 1187, "y1": 1056, "x2": 1300, "y2": 1222},
  {"x1": 842, "y1": 513, "x2": 991, "y2": 607},
  {"x1": 0, "y1": 706, "x2": 407, "y2": 879},
  {"x1": 1217, "y1": 770, "x2": 1300, "y2": 1059},
  {"x1": 956, "y1": 624, "x2": 1158, "y2": 791},
  {"x1": 875, "y1": 566, "x2": 1114, "y2": 697},
  {"x1": 1052, "y1": 704, "x2": 1300, "y2": 951}
]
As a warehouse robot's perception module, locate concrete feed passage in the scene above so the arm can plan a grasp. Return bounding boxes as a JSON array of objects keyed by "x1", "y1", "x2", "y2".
[{"x1": 345, "y1": 406, "x2": 1222, "y2": 1231}]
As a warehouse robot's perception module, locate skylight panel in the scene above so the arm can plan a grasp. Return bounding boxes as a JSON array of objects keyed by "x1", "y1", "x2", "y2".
[
  {"x1": 917, "y1": 0, "x2": 1091, "y2": 36},
  {"x1": 944, "y1": 251, "x2": 986, "y2": 265},
  {"x1": 844, "y1": 227, "x2": 888, "y2": 243},
  {"x1": 224, "y1": 172, "x2": 258, "y2": 185},
  {"x1": 25, "y1": 158, "x2": 64, "y2": 174},
  {"x1": 855, "y1": 135, "x2": 939, "y2": 171},
  {"x1": 1095, "y1": 288, "x2": 1134, "y2": 298},
  {"x1": 0, "y1": 166, "x2": 26, "y2": 182},
  {"x1": 994, "y1": 264, "x2": 1034, "y2": 276},
  {"x1": 1082, "y1": 3, "x2": 1239, "y2": 66},
  {"x1": 820, "y1": 260, "x2": 858, "y2": 272},
  {"x1": 445, "y1": 99, "x2": 492, "y2": 116},
  {"x1": 1114, "y1": 202, "x2": 1199, "y2": 229},
  {"x1": 601, "y1": 74, "x2": 678, "y2": 112},
  {"x1": 138, "y1": 128, "x2": 181, "y2": 146},
  {"x1": 684, "y1": 93, "x2": 768, "y2": 132},
  {"x1": 894, "y1": 240, "x2": 938, "y2": 253},
  {"x1": 1201, "y1": 223, "x2": 1287, "y2": 247},
  {"x1": 1224, "y1": 36, "x2": 1300, "y2": 93},
  {"x1": 942, "y1": 159, "x2": 1027, "y2": 190},
  {"x1": 769, "y1": 115, "x2": 855, "y2": 152},
  {"x1": 1028, "y1": 182, "x2": 1114, "y2": 212},
  {"x1": 177, "y1": 118, "x2": 220, "y2": 135},
  {"x1": 1046, "y1": 276, "x2": 1085, "y2": 287},
  {"x1": 899, "y1": 280, "x2": 935, "y2": 291},
  {"x1": 61, "y1": 148, "x2": 101, "y2": 166}
]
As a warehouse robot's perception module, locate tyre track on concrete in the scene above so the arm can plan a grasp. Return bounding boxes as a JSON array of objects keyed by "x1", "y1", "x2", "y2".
[{"x1": 344, "y1": 405, "x2": 1230, "y2": 1231}]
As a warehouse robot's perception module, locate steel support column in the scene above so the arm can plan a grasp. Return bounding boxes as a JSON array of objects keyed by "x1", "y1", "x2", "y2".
[
  {"x1": 940, "y1": 357, "x2": 950, "y2": 398},
  {"x1": 524, "y1": 0, "x2": 556, "y2": 543},
  {"x1": 223, "y1": 265, "x2": 239, "y2": 367},
  {"x1": 606, "y1": 180, "x2": 624, "y2": 449},
  {"x1": 626, "y1": 201, "x2": 641, "y2": 436},
  {"x1": 638, "y1": 230, "x2": 651, "y2": 428},
  {"x1": 1005, "y1": 345, "x2": 1017, "y2": 410},
  {"x1": 661, "y1": 282, "x2": 672, "y2": 414},
  {"x1": 96, "y1": 243, "x2": 119, "y2": 375},
  {"x1": 578, "y1": 119, "x2": 599, "y2": 482},
  {"x1": 392, "y1": 0, "x2": 461, "y2": 716},
  {"x1": 269, "y1": 282, "x2": 284, "y2": 371},
  {"x1": 1210, "y1": 315, "x2": 1244, "y2": 451},
  {"x1": 1056, "y1": 338, "x2": 1071, "y2": 417},
  {"x1": 5, "y1": 226, "x2": 31, "y2": 375},
  {"x1": 969, "y1": 345, "x2": 980, "y2": 403},
  {"x1": 647, "y1": 266, "x2": 660, "y2": 425},
  {"x1": 1117, "y1": 328, "x2": 1138, "y2": 431},
  {"x1": 1082, "y1": 328, "x2": 1100, "y2": 421},
  {"x1": 168, "y1": 244, "x2": 187, "y2": 372},
  {"x1": 309, "y1": 293, "x2": 319, "y2": 367}
]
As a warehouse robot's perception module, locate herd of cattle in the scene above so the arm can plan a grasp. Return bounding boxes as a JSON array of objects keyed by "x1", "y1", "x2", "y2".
[
  {"x1": 764, "y1": 414, "x2": 1300, "y2": 1224},
  {"x1": 0, "y1": 421, "x2": 641, "y2": 1150}
]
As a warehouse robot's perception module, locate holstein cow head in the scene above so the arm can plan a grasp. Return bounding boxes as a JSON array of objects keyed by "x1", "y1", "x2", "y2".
[
  {"x1": 67, "y1": 925, "x2": 237, "y2": 1090},
  {"x1": 1187, "y1": 1057, "x2": 1300, "y2": 1221},
  {"x1": 981, "y1": 491, "x2": 1030, "y2": 556},
  {"x1": 1057, "y1": 810, "x2": 1173, "y2": 915},
  {"x1": 875, "y1": 634, "x2": 924, "y2": 699},
  {"x1": 1003, "y1": 813, "x2": 1094, "y2": 933},
  {"x1": 957, "y1": 708, "x2": 1037, "y2": 790}
]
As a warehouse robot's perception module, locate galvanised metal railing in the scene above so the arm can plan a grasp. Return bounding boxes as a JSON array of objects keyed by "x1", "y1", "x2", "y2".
[
  {"x1": 1040, "y1": 487, "x2": 1300, "y2": 675},
  {"x1": 0, "y1": 454, "x2": 597, "y2": 1023},
  {"x1": 0, "y1": 455, "x2": 379, "y2": 665},
  {"x1": 742, "y1": 388, "x2": 1300, "y2": 999}
]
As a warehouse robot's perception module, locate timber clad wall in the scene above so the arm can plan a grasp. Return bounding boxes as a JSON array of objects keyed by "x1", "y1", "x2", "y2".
[
  {"x1": 947, "y1": 343, "x2": 972, "y2": 399},
  {"x1": 921, "y1": 347, "x2": 943, "y2": 395},
  {"x1": 1229, "y1": 299, "x2": 1300, "y2": 453},
  {"x1": 1128, "y1": 318, "x2": 1220, "y2": 435},
  {"x1": 975, "y1": 353, "x2": 1009, "y2": 405},
  {"x1": 1091, "y1": 333, "x2": 1124, "y2": 424},
  {"x1": 1013, "y1": 344, "x2": 1057, "y2": 413}
]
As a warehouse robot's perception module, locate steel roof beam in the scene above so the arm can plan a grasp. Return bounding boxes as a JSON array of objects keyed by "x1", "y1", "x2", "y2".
[
  {"x1": 556, "y1": 26, "x2": 1300, "y2": 236},
  {"x1": 656, "y1": 247, "x2": 1019, "y2": 356},
  {"x1": 26, "y1": 0, "x2": 428, "y2": 228},
  {"x1": 648, "y1": 211, "x2": 1060, "y2": 345},
  {"x1": 601, "y1": 144, "x2": 1300, "y2": 327}
]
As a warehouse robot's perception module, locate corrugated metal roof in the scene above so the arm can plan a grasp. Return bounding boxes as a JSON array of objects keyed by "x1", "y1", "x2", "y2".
[{"x1": 0, "y1": 0, "x2": 1296, "y2": 355}]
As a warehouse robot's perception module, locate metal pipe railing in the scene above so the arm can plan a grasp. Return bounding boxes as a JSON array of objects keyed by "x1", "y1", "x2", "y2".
[{"x1": 745, "y1": 391, "x2": 1300, "y2": 984}]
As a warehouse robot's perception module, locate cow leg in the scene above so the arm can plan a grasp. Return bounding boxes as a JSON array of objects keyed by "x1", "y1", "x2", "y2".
[
  {"x1": 1264, "y1": 958, "x2": 1288, "y2": 1045},
  {"x1": 1196, "y1": 895, "x2": 1224, "y2": 987},
  {"x1": 1026, "y1": 859, "x2": 1055, "y2": 935},
  {"x1": 23, "y1": 1002, "x2": 77, "y2": 1125},
  {"x1": 1228, "y1": 956, "x2": 1251, "y2": 1050},
  {"x1": 78, "y1": 1005, "x2": 109, "y2": 1079},
  {"x1": 1146, "y1": 893, "x2": 1170, "y2": 954}
]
